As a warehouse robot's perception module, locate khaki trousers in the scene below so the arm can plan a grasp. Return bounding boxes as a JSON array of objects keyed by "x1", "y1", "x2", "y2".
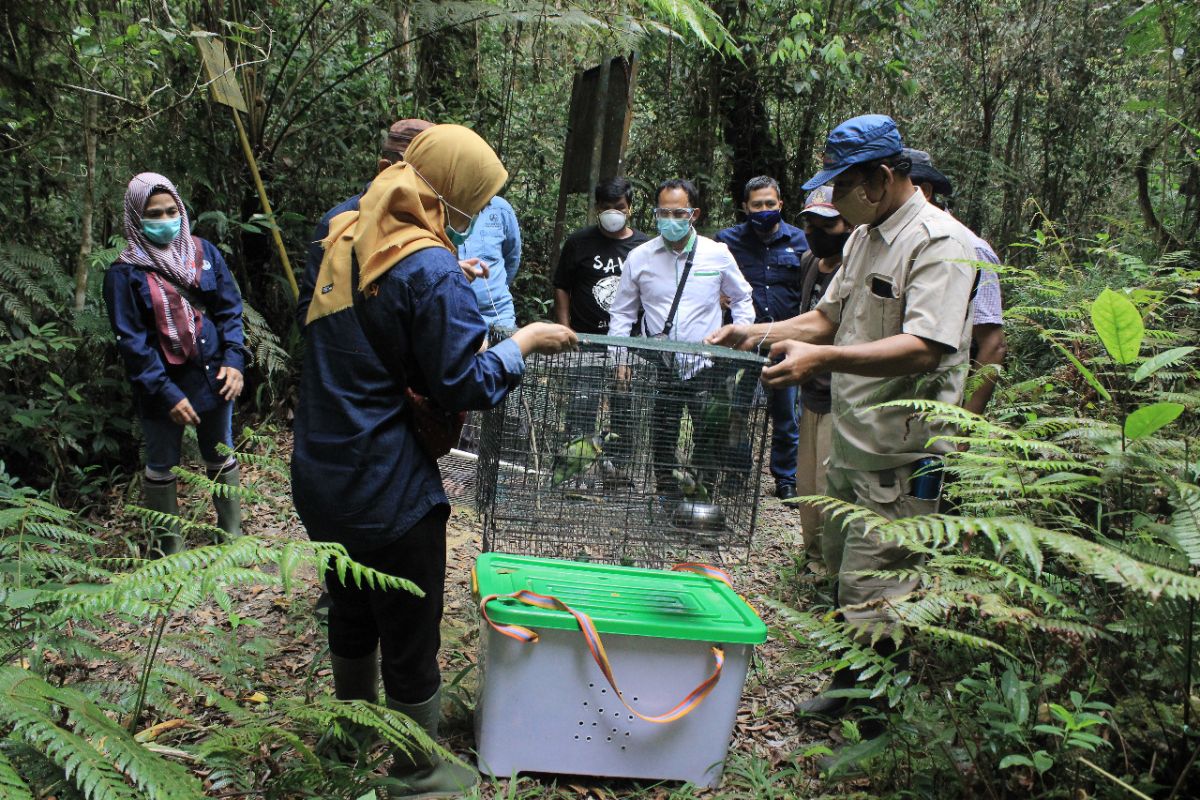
[
  {"x1": 822, "y1": 461, "x2": 936, "y2": 638},
  {"x1": 795, "y1": 409, "x2": 832, "y2": 553}
]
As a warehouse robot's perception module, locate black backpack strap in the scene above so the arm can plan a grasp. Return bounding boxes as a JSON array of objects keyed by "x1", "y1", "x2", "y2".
[{"x1": 660, "y1": 237, "x2": 699, "y2": 338}]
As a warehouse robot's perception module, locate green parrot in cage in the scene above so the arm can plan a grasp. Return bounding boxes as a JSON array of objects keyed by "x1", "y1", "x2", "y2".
[
  {"x1": 551, "y1": 432, "x2": 618, "y2": 486},
  {"x1": 697, "y1": 368, "x2": 746, "y2": 442},
  {"x1": 670, "y1": 468, "x2": 710, "y2": 503}
]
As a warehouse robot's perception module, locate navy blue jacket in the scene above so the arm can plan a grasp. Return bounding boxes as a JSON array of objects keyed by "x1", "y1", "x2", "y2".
[
  {"x1": 291, "y1": 246, "x2": 524, "y2": 552},
  {"x1": 714, "y1": 221, "x2": 809, "y2": 323},
  {"x1": 103, "y1": 238, "x2": 246, "y2": 418}
]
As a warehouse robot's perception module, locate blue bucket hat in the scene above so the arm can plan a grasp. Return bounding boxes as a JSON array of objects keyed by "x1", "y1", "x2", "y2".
[{"x1": 801, "y1": 114, "x2": 903, "y2": 191}]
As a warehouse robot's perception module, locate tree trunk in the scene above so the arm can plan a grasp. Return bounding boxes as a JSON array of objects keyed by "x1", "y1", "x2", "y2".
[{"x1": 72, "y1": 93, "x2": 97, "y2": 312}]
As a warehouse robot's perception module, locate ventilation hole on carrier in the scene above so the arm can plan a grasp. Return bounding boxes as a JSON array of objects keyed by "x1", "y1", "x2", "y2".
[
  {"x1": 588, "y1": 683, "x2": 594, "y2": 688},
  {"x1": 606, "y1": 737, "x2": 612, "y2": 742},
  {"x1": 598, "y1": 708, "x2": 604, "y2": 714},
  {"x1": 600, "y1": 688, "x2": 607, "y2": 694},
  {"x1": 574, "y1": 735, "x2": 580, "y2": 740},
  {"x1": 591, "y1": 722, "x2": 597, "y2": 727},
  {"x1": 586, "y1": 736, "x2": 592, "y2": 741},
  {"x1": 624, "y1": 732, "x2": 630, "y2": 737},
  {"x1": 633, "y1": 696, "x2": 639, "y2": 702},
  {"x1": 628, "y1": 715, "x2": 634, "y2": 721},
  {"x1": 621, "y1": 745, "x2": 627, "y2": 751},
  {"x1": 612, "y1": 728, "x2": 618, "y2": 733},
  {"x1": 578, "y1": 721, "x2": 584, "y2": 726}
]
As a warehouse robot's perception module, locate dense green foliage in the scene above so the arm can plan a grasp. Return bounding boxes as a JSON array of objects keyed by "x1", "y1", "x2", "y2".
[{"x1": 1, "y1": 0, "x2": 1199, "y2": 797}]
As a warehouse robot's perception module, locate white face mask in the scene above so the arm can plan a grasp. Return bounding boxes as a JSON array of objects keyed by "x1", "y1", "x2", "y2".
[{"x1": 598, "y1": 209, "x2": 627, "y2": 234}]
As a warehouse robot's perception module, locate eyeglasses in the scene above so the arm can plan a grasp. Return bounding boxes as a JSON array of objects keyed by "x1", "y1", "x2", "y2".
[{"x1": 654, "y1": 207, "x2": 695, "y2": 220}]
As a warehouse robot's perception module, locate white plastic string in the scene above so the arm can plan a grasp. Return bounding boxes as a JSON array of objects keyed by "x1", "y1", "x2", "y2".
[
  {"x1": 480, "y1": 259, "x2": 502, "y2": 320},
  {"x1": 756, "y1": 320, "x2": 775, "y2": 355}
]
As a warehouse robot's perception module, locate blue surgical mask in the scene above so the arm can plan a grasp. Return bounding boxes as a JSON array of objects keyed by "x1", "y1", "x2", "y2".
[
  {"x1": 656, "y1": 217, "x2": 692, "y2": 243},
  {"x1": 142, "y1": 217, "x2": 181, "y2": 245},
  {"x1": 748, "y1": 209, "x2": 782, "y2": 231}
]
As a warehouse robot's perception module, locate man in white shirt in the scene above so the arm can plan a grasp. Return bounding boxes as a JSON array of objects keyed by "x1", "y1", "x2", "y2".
[{"x1": 608, "y1": 178, "x2": 755, "y2": 494}]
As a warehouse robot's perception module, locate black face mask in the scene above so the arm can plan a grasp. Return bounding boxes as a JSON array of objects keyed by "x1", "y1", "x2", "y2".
[{"x1": 806, "y1": 228, "x2": 850, "y2": 259}]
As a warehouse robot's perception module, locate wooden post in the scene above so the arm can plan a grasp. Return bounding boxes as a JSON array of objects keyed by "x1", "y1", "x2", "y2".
[
  {"x1": 196, "y1": 33, "x2": 299, "y2": 300},
  {"x1": 585, "y1": 55, "x2": 612, "y2": 222}
]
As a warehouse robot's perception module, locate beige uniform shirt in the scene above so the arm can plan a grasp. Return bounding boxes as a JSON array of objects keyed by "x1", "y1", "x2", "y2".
[{"x1": 815, "y1": 189, "x2": 977, "y2": 471}]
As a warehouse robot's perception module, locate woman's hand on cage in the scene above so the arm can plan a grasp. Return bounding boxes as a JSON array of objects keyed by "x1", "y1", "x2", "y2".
[
  {"x1": 706, "y1": 324, "x2": 753, "y2": 350},
  {"x1": 512, "y1": 322, "x2": 578, "y2": 356}
]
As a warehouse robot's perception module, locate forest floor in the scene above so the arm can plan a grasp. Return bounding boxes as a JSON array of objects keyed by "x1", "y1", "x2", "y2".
[{"x1": 93, "y1": 429, "x2": 864, "y2": 799}]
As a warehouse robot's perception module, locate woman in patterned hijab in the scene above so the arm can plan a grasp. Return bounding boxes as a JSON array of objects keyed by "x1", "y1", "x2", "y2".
[{"x1": 104, "y1": 172, "x2": 248, "y2": 556}]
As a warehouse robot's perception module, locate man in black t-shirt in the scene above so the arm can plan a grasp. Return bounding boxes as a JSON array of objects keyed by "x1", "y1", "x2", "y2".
[
  {"x1": 553, "y1": 177, "x2": 651, "y2": 334},
  {"x1": 553, "y1": 178, "x2": 650, "y2": 452}
]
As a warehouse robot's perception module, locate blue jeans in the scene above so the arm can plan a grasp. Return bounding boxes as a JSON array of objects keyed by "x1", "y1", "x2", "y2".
[
  {"x1": 768, "y1": 385, "x2": 798, "y2": 487},
  {"x1": 141, "y1": 401, "x2": 234, "y2": 476}
]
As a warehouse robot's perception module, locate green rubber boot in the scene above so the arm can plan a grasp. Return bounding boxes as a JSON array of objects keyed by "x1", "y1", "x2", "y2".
[
  {"x1": 385, "y1": 687, "x2": 479, "y2": 799},
  {"x1": 143, "y1": 477, "x2": 183, "y2": 557},
  {"x1": 207, "y1": 463, "x2": 242, "y2": 541}
]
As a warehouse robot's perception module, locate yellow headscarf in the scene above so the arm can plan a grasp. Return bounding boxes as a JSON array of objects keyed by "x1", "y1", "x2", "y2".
[{"x1": 305, "y1": 124, "x2": 508, "y2": 325}]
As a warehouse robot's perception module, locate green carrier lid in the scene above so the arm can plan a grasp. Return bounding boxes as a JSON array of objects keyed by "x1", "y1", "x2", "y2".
[{"x1": 473, "y1": 553, "x2": 767, "y2": 645}]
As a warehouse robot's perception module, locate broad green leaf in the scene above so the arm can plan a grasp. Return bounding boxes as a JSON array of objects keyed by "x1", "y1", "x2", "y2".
[
  {"x1": 1124, "y1": 402, "x2": 1185, "y2": 441},
  {"x1": 999, "y1": 754, "x2": 1034, "y2": 769},
  {"x1": 1091, "y1": 289, "x2": 1144, "y2": 364},
  {"x1": 1132, "y1": 346, "x2": 1196, "y2": 383}
]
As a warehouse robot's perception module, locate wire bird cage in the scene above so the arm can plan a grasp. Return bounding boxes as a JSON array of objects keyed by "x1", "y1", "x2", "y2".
[
  {"x1": 477, "y1": 332, "x2": 769, "y2": 567},
  {"x1": 437, "y1": 415, "x2": 483, "y2": 507}
]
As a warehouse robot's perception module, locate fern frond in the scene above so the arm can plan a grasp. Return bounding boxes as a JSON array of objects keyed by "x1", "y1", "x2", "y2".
[
  {"x1": 0, "y1": 747, "x2": 34, "y2": 800},
  {"x1": 0, "y1": 667, "x2": 203, "y2": 799},
  {"x1": 1168, "y1": 484, "x2": 1200, "y2": 566},
  {"x1": 171, "y1": 469, "x2": 262, "y2": 502}
]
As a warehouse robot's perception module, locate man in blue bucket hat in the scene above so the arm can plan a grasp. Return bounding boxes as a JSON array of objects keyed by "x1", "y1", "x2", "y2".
[{"x1": 709, "y1": 114, "x2": 979, "y2": 728}]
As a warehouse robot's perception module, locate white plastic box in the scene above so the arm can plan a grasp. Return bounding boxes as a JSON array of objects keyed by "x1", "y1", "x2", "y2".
[{"x1": 472, "y1": 554, "x2": 767, "y2": 787}]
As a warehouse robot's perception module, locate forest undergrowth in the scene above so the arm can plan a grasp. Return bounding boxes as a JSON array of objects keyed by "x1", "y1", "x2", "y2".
[{"x1": 3, "y1": 223, "x2": 1200, "y2": 799}]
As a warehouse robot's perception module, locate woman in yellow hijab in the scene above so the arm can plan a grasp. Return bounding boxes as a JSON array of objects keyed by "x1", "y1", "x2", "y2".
[{"x1": 292, "y1": 125, "x2": 575, "y2": 797}]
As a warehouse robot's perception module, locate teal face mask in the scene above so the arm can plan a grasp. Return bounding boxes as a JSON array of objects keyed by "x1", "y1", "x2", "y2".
[
  {"x1": 656, "y1": 217, "x2": 692, "y2": 243},
  {"x1": 445, "y1": 212, "x2": 477, "y2": 247},
  {"x1": 142, "y1": 217, "x2": 182, "y2": 245}
]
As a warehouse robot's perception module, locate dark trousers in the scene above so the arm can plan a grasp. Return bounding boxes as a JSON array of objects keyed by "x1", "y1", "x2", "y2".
[
  {"x1": 651, "y1": 374, "x2": 715, "y2": 483},
  {"x1": 325, "y1": 505, "x2": 450, "y2": 704}
]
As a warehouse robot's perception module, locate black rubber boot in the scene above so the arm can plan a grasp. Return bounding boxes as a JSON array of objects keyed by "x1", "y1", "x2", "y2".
[
  {"x1": 385, "y1": 686, "x2": 479, "y2": 799},
  {"x1": 794, "y1": 665, "x2": 860, "y2": 719},
  {"x1": 143, "y1": 477, "x2": 183, "y2": 557},
  {"x1": 331, "y1": 650, "x2": 380, "y2": 703},
  {"x1": 207, "y1": 463, "x2": 242, "y2": 541},
  {"x1": 319, "y1": 650, "x2": 381, "y2": 763},
  {"x1": 795, "y1": 638, "x2": 903, "y2": 721}
]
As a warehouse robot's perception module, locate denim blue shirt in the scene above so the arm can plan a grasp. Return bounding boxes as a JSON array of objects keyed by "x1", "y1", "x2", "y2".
[
  {"x1": 457, "y1": 196, "x2": 521, "y2": 327},
  {"x1": 291, "y1": 245, "x2": 524, "y2": 552},
  {"x1": 103, "y1": 238, "x2": 246, "y2": 418},
  {"x1": 713, "y1": 221, "x2": 808, "y2": 323}
]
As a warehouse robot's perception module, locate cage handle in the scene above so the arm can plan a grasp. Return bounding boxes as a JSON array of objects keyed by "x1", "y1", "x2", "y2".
[{"x1": 479, "y1": 589, "x2": 724, "y2": 724}]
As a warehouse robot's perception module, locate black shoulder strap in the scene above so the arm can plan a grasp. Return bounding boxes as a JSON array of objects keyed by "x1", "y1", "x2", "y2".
[
  {"x1": 798, "y1": 251, "x2": 821, "y2": 312},
  {"x1": 966, "y1": 268, "x2": 982, "y2": 322},
  {"x1": 660, "y1": 237, "x2": 698, "y2": 338}
]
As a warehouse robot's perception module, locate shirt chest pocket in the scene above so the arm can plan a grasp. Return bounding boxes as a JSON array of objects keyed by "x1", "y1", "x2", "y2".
[
  {"x1": 858, "y1": 271, "x2": 905, "y2": 340},
  {"x1": 684, "y1": 269, "x2": 720, "y2": 298}
]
